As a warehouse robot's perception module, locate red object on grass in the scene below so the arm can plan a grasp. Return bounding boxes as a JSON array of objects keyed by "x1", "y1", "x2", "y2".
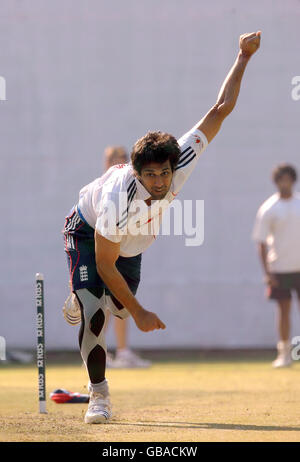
[{"x1": 50, "y1": 389, "x2": 89, "y2": 403}]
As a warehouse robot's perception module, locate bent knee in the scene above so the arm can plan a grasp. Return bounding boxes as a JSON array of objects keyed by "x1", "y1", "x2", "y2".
[
  {"x1": 106, "y1": 295, "x2": 130, "y2": 320},
  {"x1": 89, "y1": 308, "x2": 105, "y2": 336}
]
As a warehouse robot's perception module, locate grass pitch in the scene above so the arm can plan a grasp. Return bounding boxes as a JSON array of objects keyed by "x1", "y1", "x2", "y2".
[{"x1": 1, "y1": 353, "x2": 300, "y2": 442}]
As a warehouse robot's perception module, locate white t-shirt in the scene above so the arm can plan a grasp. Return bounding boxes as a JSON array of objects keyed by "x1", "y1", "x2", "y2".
[
  {"x1": 77, "y1": 127, "x2": 208, "y2": 257},
  {"x1": 252, "y1": 192, "x2": 300, "y2": 273}
]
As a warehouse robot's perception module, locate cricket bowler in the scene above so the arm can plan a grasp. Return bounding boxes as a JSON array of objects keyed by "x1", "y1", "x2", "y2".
[{"x1": 63, "y1": 31, "x2": 261, "y2": 423}]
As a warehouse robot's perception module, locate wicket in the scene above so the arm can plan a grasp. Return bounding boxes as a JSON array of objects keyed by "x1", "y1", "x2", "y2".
[{"x1": 35, "y1": 273, "x2": 47, "y2": 414}]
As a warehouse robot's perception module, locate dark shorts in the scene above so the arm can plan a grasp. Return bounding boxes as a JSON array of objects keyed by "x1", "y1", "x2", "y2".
[
  {"x1": 266, "y1": 272, "x2": 300, "y2": 301},
  {"x1": 63, "y1": 206, "x2": 142, "y2": 294}
]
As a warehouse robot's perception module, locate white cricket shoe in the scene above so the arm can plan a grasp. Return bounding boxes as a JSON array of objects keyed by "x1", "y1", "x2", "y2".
[
  {"x1": 111, "y1": 349, "x2": 152, "y2": 368},
  {"x1": 272, "y1": 341, "x2": 292, "y2": 368},
  {"x1": 84, "y1": 391, "x2": 112, "y2": 424},
  {"x1": 62, "y1": 292, "x2": 81, "y2": 326}
]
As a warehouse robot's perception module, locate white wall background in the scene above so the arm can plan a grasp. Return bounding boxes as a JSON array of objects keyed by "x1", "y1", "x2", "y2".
[{"x1": 1, "y1": 0, "x2": 300, "y2": 350}]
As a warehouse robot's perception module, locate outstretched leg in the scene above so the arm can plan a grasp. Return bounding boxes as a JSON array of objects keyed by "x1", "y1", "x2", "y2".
[
  {"x1": 76, "y1": 287, "x2": 108, "y2": 384},
  {"x1": 75, "y1": 287, "x2": 112, "y2": 423}
]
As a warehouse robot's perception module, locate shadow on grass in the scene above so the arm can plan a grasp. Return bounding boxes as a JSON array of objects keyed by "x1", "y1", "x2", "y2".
[{"x1": 109, "y1": 420, "x2": 300, "y2": 432}]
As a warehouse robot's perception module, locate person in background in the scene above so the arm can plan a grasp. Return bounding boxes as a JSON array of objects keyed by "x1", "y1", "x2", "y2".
[
  {"x1": 253, "y1": 164, "x2": 300, "y2": 368},
  {"x1": 103, "y1": 146, "x2": 151, "y2": 369}
]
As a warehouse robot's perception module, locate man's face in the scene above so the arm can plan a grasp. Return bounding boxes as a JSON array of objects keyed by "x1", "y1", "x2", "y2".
[
  {"x1": 276, "y1": 173, "x2": 295, "y2": 197},
  {"x1": 137, "y1": 160, "x2": 173, "y2": 200}
]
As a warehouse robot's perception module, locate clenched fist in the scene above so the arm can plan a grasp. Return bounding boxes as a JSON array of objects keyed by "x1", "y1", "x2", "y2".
[{"x1": 239, "y1": 31, "x2": 261, "y2": 57}]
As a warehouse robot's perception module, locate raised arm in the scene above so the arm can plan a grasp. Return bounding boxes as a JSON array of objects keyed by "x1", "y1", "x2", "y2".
[{"x1": 197, "y1": 31, "x2": 261, "y2": 143}]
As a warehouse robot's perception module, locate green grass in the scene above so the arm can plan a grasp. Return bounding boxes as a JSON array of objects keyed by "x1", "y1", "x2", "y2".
[{"x1": 1, "y1": 357, "x2": 300, "y2": 442}]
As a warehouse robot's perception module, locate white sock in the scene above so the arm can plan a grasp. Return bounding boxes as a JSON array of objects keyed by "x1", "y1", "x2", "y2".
[
  {"x1": 278, "y1": 340, "x2": 290, "y2": 349},
  {"x1": 88, "y1": 379, "x2": 109, "y2": 396},
  {"x1": 117, "y1": 348, "x2": 131, "y2": 355}
]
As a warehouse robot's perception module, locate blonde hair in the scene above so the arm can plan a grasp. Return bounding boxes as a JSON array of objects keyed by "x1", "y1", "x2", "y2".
[{"x1": 104, "y1": 146, "x2": 128, "y2": 170}]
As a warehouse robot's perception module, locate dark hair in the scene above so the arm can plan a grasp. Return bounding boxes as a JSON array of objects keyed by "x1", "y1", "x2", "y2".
[
  {"x1": 272, "y1": 164, "x2": 297, "y2": 183},
  {"x1": 131, "y1": 131, "x2": 180, "y2": 175}
]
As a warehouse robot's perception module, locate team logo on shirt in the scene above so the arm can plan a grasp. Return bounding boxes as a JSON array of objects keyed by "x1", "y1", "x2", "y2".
[
  {"x1": 79, "y1": 265, "x2": 88, "y2": 282},
  {"x1": 193, "y1": 134, "x2": 202, "y2": 145},
  {"x1": 114, "y1": 164, "x2": 126, "y2": 169}
]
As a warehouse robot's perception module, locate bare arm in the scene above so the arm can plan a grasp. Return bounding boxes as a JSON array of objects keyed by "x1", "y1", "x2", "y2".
[
  {"x1": 257, "y1": 242, "x2": 278, "y2": 287},
  {"x1": 95, "y1": 231, "x2": 166, "y2": 331},
  {"x1": 197, "y1": 31, "x2": 261, "y2": 143},
  {"x1": 257, "y1": 242, "x2": 269, "y2": 277}
]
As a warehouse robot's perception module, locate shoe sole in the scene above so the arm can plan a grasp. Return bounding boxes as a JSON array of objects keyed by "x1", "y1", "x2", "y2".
[
  {"x1": 272, "y1": 364, "x2": 292, "y2": 368},
  {"x1": 84, "y1": 414, "x2": 111, "y2": 424},
  {"x1": 272, "y1": 362, "x2": 292, "y2": 368}
]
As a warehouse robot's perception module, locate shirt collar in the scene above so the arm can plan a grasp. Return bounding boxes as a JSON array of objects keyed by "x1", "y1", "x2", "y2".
[{"x1": 133, "y1": 175, "x2": 152, "y2": 200}]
